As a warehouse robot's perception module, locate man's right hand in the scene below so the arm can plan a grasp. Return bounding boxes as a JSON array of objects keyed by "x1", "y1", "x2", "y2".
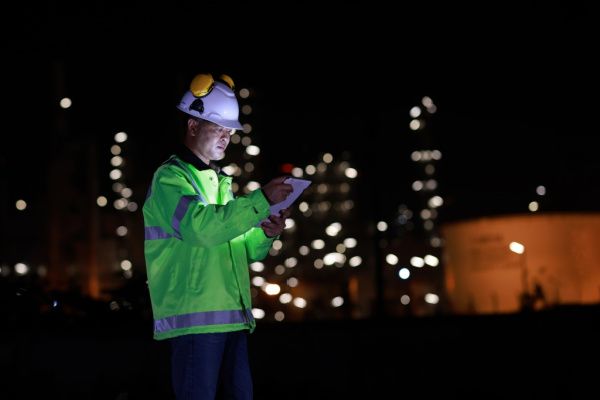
[{"x1": 261, "y1": 176, "x2": 293, "y2": 205}]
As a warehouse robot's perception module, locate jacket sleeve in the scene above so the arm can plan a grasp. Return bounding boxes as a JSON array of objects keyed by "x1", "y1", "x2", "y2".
[
  {"x1": 150, "y1": 165, "x2": 271, "y2": 247},
  {"x1": 244, "y1": 227, "x2": 276, "y2": 262}
]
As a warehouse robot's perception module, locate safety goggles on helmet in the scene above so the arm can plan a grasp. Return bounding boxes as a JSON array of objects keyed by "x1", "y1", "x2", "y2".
[{"x1": 190, "y1": 73, "x2": 235, "y2": 97}]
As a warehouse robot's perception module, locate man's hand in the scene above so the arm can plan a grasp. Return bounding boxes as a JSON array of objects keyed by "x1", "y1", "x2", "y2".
[
  {"x1": 261, "y1": 208, "x2": 291, "y2": 238},
  {"x1": 261, "y1": 176, "x2": 293, "y2": 205}
]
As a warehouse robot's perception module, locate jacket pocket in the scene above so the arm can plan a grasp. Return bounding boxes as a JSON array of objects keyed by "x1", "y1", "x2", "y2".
[{"x1": 187, "y1": 250, "x2": 209, "y2": 292}]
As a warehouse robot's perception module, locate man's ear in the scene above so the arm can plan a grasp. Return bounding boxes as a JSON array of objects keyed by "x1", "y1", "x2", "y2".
[{"x1": 187, "y1": 118, "x2": 199, "y2": 134}]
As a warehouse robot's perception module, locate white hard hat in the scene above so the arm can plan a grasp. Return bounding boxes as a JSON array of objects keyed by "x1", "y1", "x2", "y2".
[{"x1": 176, "y1": 73, "x2": 243, "y2": 130}]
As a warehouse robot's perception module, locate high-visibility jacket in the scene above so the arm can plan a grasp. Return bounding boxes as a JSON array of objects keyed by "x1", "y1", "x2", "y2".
[{"x1": 143, "y1": 153, "x2": 274, "y2": 340}]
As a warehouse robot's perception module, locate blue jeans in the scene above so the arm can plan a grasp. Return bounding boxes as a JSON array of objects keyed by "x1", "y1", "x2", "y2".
[{"x1": 170, "y1": 331, "x2": 253, "y2": 400}]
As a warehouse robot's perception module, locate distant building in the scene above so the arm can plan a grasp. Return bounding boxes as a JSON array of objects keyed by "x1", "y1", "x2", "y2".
[{"x1": 441, "y1": 212, "x2": 600, "y2": 313}]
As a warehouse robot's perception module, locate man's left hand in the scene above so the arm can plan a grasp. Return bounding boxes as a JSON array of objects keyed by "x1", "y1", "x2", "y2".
[{"x1": 261, "y1": 208, "x2": 291, "y2": 238}]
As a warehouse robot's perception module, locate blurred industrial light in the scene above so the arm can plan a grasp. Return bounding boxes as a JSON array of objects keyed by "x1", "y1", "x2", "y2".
[
  {"x1": 15, "y1": 263, "x2": 29, "y2": 275},
  {"x1": 509, "y1": 241, "x2": 525, "y2": 254},
  {"x1": 424, "y1": 254, "x2": 439, "y2": 267},
  {"x1": 274, "y1": 311, "x2": 285, "y2": 321},
  {"x1": 293, "y1": 297, "x2": 307, "y2": 308},
  {"x1": 409, "y1": 119, "x2": 421, "y2": 130},
  {"x1": 120, "y1": 188, "x2": 132, "y2": 198},
  {"x1": 344, "y1": 168, "x2": 358, "y2": 179},
  {"x1": 111, "y1": 156, "x2": 123, "y2": 167},
  {"x1": 59, "y1": 97, "x2": 72, "y2": 109},
  {"x1": 239, "y1": 88, "x2": 250, "y2": 98},
  {"x1": 109, "y1": 169, "x2": 122, "y2": 180},
  {"x1": 410, "y1": 256, "x2": 425, "y2": 268},
  {"x1": 264, "y1": 283, "x2": 281, "y2": 295},
  {"x1": 349, "y1": 256, "x2": 362, "y2": 267},
  {"x1": 425, "y1": 293, "x2": 439, "y2": 304},
  {"x1": 114, "y1": 131, "x2": 128, "y2": 143},
  {"x1": 120, "y1": 260, "x2": 132, "y2": 271},
  {"x1": 245, "y1": 145, "x2": 260, "y2": 156},
  {"x1": 422, "y1": 96, "x2": 433, "y2": 108},
  {"x1": 331, "y1": 296, "x2": 344, "y2": 307},
  {"x1": 536, "y1": 185, "x2": 546, "y2": 196},
  {"x1": 96, "y1": 196, "x2": 108, "y2": 207},
  {"x1": 16, "y1": 199, "x2": 27, "y2": 210},
  {"x1": 386, "y1": 254, "x2": 399, "y2": 265},
  {"x1": 399, "y1": 268, "x2": 410, "y2": 279},
  {"x1": 409, "y1": 106, "x2": 422, "y2": 118},
  {"x1": 250, "y1": 262, "x2": 264, "y2": 272},
  {"x1": 279, "y1": 293, "x2": 292, "y2": 304},
  {"x1": 529, "y1": 201, "x2": 539, "y2": 212},
  {"x1": 343, "y1": 238, "x2": 357, "y2": 248},
  {"x1": 292, "y1": 167, "x2": 303, "y2": 177},
  {"x1": 299, "y1": 245, "x2": 310, "y2": 255},
  {"x1": 252, "y1": 276, "x2": 265, "y2": 286}
]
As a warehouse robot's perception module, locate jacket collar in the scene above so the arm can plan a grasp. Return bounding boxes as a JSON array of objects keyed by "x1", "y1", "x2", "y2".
[{"x1": 176, "y1": 144, "x2": 228, "y2": 175}]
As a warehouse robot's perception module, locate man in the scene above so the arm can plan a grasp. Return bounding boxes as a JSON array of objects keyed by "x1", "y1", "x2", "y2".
[{"x1": 143, "y1": 73, "x2": 292, "y2": 399}]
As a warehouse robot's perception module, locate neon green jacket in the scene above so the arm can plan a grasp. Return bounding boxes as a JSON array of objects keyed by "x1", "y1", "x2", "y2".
[{"x1": 143, "y1": 151, "x2": 273, "y2": 340}]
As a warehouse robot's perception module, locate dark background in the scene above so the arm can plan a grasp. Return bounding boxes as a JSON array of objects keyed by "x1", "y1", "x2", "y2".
[
  {"x1": 3, "y1": 0, "x2": 599, "y2": 223},
  {"x1": 2, "y1": 2, "x2": 599, "y2": 399}
]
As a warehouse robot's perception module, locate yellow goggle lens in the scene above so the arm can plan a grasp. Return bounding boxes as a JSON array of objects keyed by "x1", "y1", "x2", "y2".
[
  {"x1": 219, "y1": 74, "x2": 235, "y2": 90},
  {"x1": 190, "y1": 73, "x2": 215, "y2": 97}
]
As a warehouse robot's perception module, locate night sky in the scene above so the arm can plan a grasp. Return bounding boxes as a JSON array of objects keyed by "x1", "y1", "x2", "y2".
[{"x1": 3, "y1": 1, "x2": 598, "y2": 225}]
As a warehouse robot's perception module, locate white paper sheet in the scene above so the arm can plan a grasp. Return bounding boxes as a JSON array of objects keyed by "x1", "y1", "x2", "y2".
[
  {"x1": 270, "y1": 178, "x2": 311, "y2": 215},
  {"x1": 259, "y1": 178, "x2": 311, "y2": 225}
]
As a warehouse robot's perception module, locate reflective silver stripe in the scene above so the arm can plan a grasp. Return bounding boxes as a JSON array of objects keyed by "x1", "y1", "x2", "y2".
[
  {"x1": 168, "y1": 157, "x2": 209, "y2": 240},
  {"x1": 148, "y1": 157, "x2": 209, "y2": 241},
  {"x1": 172, "y1": 195, "x2": 205, "y2": 239},
  {"x1": 168, "y1": 157, "x2": 208, "y2": 204},
  {"x1": 154, "y1": 310, "x2": 254, "y2": 334},
  {"x1": 145, "y1": 226, "x2": 172, "y2": 240}
]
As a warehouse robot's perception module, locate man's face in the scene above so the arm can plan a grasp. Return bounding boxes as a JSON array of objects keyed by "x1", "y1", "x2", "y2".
[{"x1": 189, "y1": 119, "x2": 232, "y2": 163}]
